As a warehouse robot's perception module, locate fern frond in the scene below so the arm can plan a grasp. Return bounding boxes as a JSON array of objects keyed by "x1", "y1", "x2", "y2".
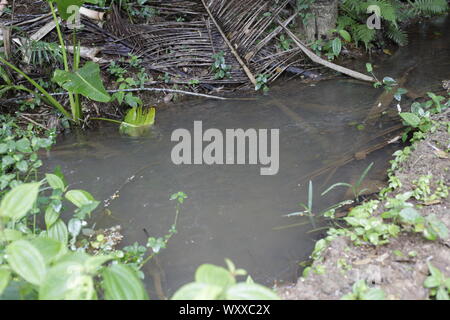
[
  {"x1": 411, "y1": 0, "x2": 449, "y2": 15},
  {"x1": 352, "y1": 24, "x2": 376, "y2": 49},
  {"x1": 385, "y1": 24, "x2": 408, "y2": 46}
]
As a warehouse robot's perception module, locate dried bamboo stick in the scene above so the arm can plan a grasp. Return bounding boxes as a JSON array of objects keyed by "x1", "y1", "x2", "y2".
[
  {"x1": 200, "y1": 0, "x2": 257, "y2": 86},
  {"x1": 278, "y1": 20, "x2": 376, "y2": 83}
]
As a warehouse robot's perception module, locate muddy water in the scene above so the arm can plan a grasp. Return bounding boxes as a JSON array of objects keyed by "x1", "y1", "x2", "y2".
[{"x1": 43, "y1": 17, "x2": 450, "y2": 298}]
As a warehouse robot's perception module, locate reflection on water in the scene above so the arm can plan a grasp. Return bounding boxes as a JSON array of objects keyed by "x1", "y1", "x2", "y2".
[{"x1": 42, "y1": 16, "x2": 450, "y2": 298}]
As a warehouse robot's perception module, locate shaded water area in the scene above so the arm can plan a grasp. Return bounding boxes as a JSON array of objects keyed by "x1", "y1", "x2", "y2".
[{"x1": 43, "y1": 17, "x2": 450, "y2": 298}]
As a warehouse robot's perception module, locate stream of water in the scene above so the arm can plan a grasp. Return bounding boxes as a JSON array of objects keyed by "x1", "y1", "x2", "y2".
[{"x1": 42, "y1": 16, "x2": 450, "y2": 298}]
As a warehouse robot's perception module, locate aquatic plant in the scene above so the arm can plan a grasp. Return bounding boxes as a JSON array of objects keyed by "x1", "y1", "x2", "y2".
[
  {"x1": 119, "y1": 106, "x2": 156, "y2": 137},
  {"x1": 321, "y1": 162, "x2": 374, "y2": 201}
]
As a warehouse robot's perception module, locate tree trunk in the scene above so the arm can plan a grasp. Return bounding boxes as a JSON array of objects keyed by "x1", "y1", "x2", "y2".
[{"x1": 297, "y1": 0, "x2": 338, "y2": 43}]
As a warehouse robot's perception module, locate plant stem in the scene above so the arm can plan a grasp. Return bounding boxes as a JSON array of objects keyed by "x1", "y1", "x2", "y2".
[{"x1": 49, "y1": 1, "x2": 79, "y2": 123}]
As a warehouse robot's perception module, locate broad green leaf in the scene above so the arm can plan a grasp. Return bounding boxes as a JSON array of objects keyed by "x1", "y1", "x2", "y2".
[
  {"x1": 39, "y1": 261, "x2": 95, "y2": 300},
  {"x1": 102, "y1": 264, "x2": 148, "y2": 300},
  {"x1": 84, "y1": 255, "x2": 114, "y2": 273},
  {"x1": 331, "y1": 38, "x2": 342, "y2": 56},
  {"x1": 30, "y1": 237, "x2": 67, "y2": 265},
  {"x1": 45, "y1": 206, "x2": 60, "y2": 229},
  {"x1": 0, "y1": 229, "x2": 23, "y2": 242},
  {"x1": 15, "y1": 138, "x2": 32, "y2": 153},
  {"x1": 399, "y1": 208, "x2": 423, "y2": 224},
  {"x1": 47, "y1": 219, "x2": 69, "y2": 245},
  {"x1": 436, "y1": 287, "x2": 450, "y2": 300},
  {"x1": 53, "y1": 62, "x2": 111, "y2": 102},
  {"x1": 360, "y1": 288, "x2": 386, "y2": 300},
  {"x1": 0, "y1": 267, "x2": 11, "y2": 296},
  {"x1": 195, "y1": 264, "x2": 236, "y2": 288},
  {"x1": 424, "y1": 276, "x2": 440, "y2": 288},
  {"x1": 0, "y1": 182, "x2": 41, "y2": 221},
  {"x1": 46, "y1": 173, "x2": 65, "y2": 190},
  {"x1": 339, "y1": 29, "x2": 352, "y2": 42},
  {"x1": 226, "y1": 283, "x2": 280, "y2": 300},
  {"x1": 53, "y1": 0, "x2": 85, "y2": 20},
  {"x1": 65, "y1": 189, "x2": 96, "y2": 208},
  {"x1": 6, "y1": 240, "x2": 46, "y2": 286},
  {"x1": 399, "y1": 113, "x2": 421, "y2": 127},
  {"x1": 172, "y1": 282, "x2": 223, "y2": 300}
]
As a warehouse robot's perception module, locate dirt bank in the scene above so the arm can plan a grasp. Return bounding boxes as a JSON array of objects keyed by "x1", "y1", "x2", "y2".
[{"x1": 277, "y1": 109, "x2": 450, "y2": 300}]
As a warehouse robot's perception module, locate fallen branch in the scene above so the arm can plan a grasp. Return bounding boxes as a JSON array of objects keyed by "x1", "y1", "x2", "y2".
[
  {"x1": 278, "y1": 19, "x2": 376, "y2": 83},
  {"x1": 200, "y1": 0, "x2": 257, "y2": 86},
  {"x1": 4, "y1": 87, "x2": 255, "y2": 102}
]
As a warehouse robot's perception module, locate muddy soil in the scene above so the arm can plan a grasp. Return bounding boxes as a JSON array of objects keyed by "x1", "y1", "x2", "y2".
[{"x1": 278, "y1": 111, "x2": 450, "y2": 300}]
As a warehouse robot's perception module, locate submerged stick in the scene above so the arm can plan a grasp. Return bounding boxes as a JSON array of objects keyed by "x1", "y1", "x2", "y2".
[
  {"x1": 200, "y1": 0, "x2": 257, "y2": 86},
  {"x1": 278, "y1": 20, "x2": 376, "y2": 83}
]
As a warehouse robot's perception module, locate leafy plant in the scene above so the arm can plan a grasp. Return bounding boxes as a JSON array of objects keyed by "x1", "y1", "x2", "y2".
[
  {"x1": 341, "y1": 280, "x2": 385, "y2": 300},
  {"x1": 322, "y1": 162, "x2": 374, "y2": 201},
  {"x1": 285, "y1": 181, "x2": 353, "y2": 229},
  {"x1": 211, "y1": 51, "x2": 231, "y2": 80},
  {"x1": 0, "y1": 0, "x2": 111, "y2": 124},
  {"x1": 255, "y1": 74, "x2": 269, "y2": 93},
  {"x1": 0, "y1": 179, "x2": 147, "y2": 300},
  {"x1": 424, "y1": 262, "x2": 450, "y2": 300},
  {"x1": 0, "y1": 116, "x2": 54, "y2": 192},
  {"x1": 172, "y1": 259, "x2": 279, "y2": 300},
  {"x1": 119, "y1": 106, "x2": 156, "y2": 137}
]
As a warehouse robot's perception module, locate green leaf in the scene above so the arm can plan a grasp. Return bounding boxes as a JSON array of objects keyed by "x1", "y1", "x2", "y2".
[
  {"x1": 16, "y1": 160, "x2": 28, "y2": 173},
  {"x1": 321, "y1": 183, "x2": 352, "y2": 196},
  {"x1": 30, "y1": 237, "x2": 67, "y2": 265},
  {"x1": 360, "y1": 288, "x2": 385, "y2": 300},
  {"x1": 366, "y1": 63, "x2": 373, "y2": 73},
  {"x1": 226, "y1": 283, "x2": 280, "y2": 300},
  {"x1": 172, "y1": 282, "x2": 223, "y2": 300},
  {"x1": 0, "y1": 182, "x2": 41, "y2": 221},
  {"x1": 399, "y1": 208, "x2": 423, "y2": 224},
  {"x1": 39, "y1": 261, "x2": 95, "y2": 300},
  {"x1": 6, "y1": 240, "x2": 46, "y2": 286},
  {"x1": 45, "y1": 206, "x2": 60, "y2": 229},
  {"x1": 399, "y1": 113, "x2": 421, "y2": 128},
  {"x1": 0, "y1": 229, "x2": 23, "y2": 242},
  {"x1": 54, "y1": 0, "x2": 85, "y2": 20},
  {"x1": 331, "y1": 38, "x2": 342, "y2": 56},
  {"x1": 102, "y1": 264, "x2": 148, "y2": 300},
  {"x1": 47, "y1": 219, "x2": 69, "y2": 245},
  {"x1": 0, "y1": 267, "x2": 11, "y2": 296},
  {"x1": 339, "y1": 29, "x2": 352, "y2": 42},
  {"x1": 84, "y1": 255, "x2": 114, "y2": 273},
  {"x1": 65, "y1": 189, "x2": 96, "y2": 208},
  {"x1": 195, "y1": 264, "x2": 236, "y2": 288},
  {"x1": 53, "y1": 62, "x2": 111, "y2": 102},
  {"x1": 15, "y1": 138, "x2": 32, "y2": 153},
  {"x1": 46, "y1": 173, "x2": 65, "y2": 190}
]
